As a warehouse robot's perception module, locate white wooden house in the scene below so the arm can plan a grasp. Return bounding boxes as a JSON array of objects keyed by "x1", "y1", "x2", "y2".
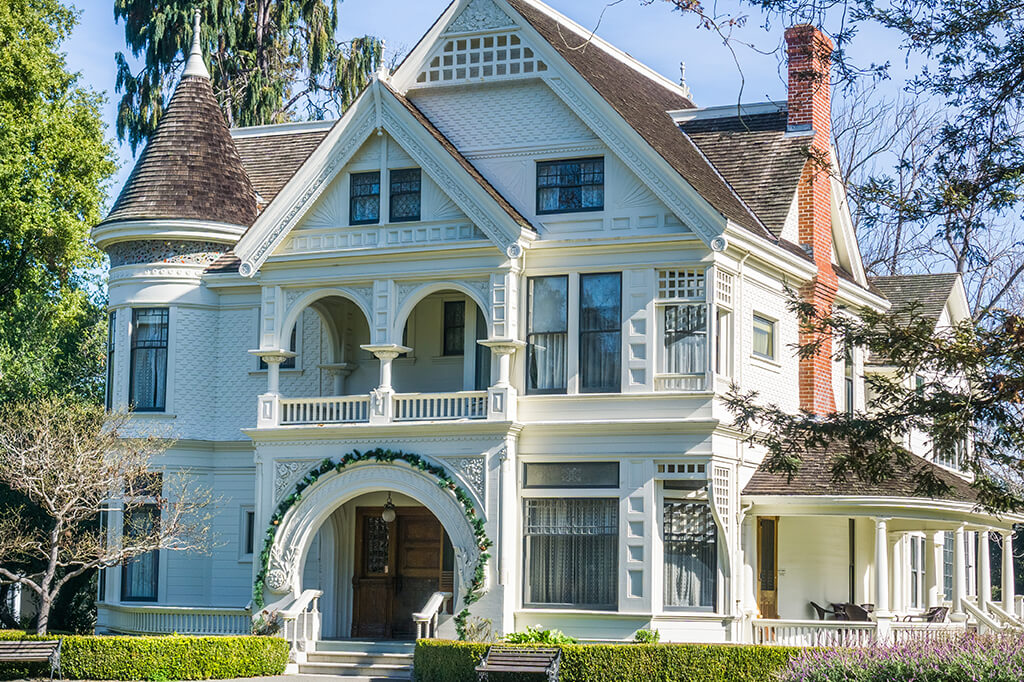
[{"x1": 92, "y1": 0, "x2": 1021, "y2": 674}]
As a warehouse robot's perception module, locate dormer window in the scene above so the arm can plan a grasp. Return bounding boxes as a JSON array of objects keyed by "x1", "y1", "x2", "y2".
[
  {"x1": 536, "y1": 157, "x2": 604, "y2": 214},
  {"x1": 389, "y1": 168, "x2": 421, "y2": 222},
  {"x1": 350, "y1": 171, "x2": 380, "y2": 225}
]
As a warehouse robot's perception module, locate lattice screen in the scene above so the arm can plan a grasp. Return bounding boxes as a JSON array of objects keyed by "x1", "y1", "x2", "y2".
[
  {"x1": 416, "y1": 33, "x2": 548, "y2": 85},
  {"x1": 657, "y1": 269, "x2": 705, "y2": 301},
  {"x1": 715, "y1": 269, "x2": 734, "y2": 308},
  {"x1": 712, "y1": 465, "x2": 731, "y2": 535}
]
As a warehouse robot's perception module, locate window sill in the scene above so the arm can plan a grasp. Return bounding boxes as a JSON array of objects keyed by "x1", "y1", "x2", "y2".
[
  {"x1": 431, "y1": 355, "x2": 464, "y2": 363},
  {"x1": 130, "y1": 412, "x2": 177, "y2": 419},
  {"x1": 750, "y1": 354, "x2": 782, "y2": 373},
  {"x1": 238, "y1": 557, "x2": 253, "y2": 564},
  {"x1": 248, "y1": 369, "x2": 304, "y2": 377}
]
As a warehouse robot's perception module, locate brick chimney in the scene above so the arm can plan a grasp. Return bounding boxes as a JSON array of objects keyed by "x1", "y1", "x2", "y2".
[{"x1": 786, "y1": 24, "x2": 838, "y2": 415}]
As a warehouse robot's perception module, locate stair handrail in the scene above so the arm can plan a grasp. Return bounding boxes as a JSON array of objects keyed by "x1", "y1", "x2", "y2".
[
  {"x1": 412, "y1": 591, "x2": 452, "y2": 639},
  {"x1": 985, "y1": 599, "x2": 1024, "y2": 628},
  {"x1": 961, "y1": 597, "x2": 1003, "y2": 634},
  {"x1": 279, "y1": 589, "x2": 323, "y2": 659}
]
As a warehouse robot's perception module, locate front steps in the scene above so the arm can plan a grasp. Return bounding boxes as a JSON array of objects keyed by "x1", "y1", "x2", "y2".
[{"x1": 297, "y1": 640, "x2": 414, "y2": 681}]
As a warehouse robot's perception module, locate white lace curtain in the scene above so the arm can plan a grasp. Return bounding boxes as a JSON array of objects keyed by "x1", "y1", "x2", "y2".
[
  {"x1": 663, "y1": 501, "x2": 717, "y2": 609},
  {"x1": 663, "y1": 303, "x2": 707, "y2": 375}
]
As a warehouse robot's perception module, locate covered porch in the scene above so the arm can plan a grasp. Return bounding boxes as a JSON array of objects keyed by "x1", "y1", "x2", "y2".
[{"x1": 743, "y1": 495, "x2": 1022, "y2": 646}]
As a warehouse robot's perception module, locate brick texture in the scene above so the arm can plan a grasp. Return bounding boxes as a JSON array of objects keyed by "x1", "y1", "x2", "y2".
[{"x1": 786, "y1": 24, "x2": 837, "y2": 416}]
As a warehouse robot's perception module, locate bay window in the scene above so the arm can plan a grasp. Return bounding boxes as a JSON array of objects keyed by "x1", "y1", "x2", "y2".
[
  {"x1": 523, "y1": 497, "x2": 617, "y2": 608},
  {"x1": 579, "y1": 273, "x2": 621, "y2": 393},
  {"x1": 129, "y1": 308, "x2": 168, "y2": 412},
  {"x1": 663, "y1": 501, "x2": 717, "y2": 610},
  {"x1": 527, "y1": 276, "x2": 568, "y2": 393}
]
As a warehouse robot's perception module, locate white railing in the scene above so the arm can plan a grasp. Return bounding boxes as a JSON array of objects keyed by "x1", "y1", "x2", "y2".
[
  {"x1": 99, "y1": 603, "x2": 251, "y2": 635},
  {"x1": 654, "y1": 373, "x2": 707, "y2": 391},
  {"x1": 279, "y1": 589, "x2": 322, "y2": 655},
  {"x1": 753, "y1": 619, "x2": 876, "y2": 647},
  {"x1": 961, "y1": 598, "x2": 1003, "y2": 634},
  {"x1": 891, "y1": 620, "x2": 964, "y2": 642},
  {"x1": 984, "y1": 600, "x2": 1024, "y2": 629},
  {"x1": 393, "y1": 391, "x2": 487, "y2": 421},
  {"x1": 412, "y1": 591, "x2": 452, "y2": 639},
  {"x1": 280, "y1": 396, "x2": 370, "y2": 425}
]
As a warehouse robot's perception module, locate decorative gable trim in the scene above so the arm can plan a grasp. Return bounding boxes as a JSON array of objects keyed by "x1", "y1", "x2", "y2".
[
  {"x1": 444, "y1": 0, "x2": 517, "y2": 34},
  {"x1": 232, "y1": 79, "x2": 527, "y2": 276}
]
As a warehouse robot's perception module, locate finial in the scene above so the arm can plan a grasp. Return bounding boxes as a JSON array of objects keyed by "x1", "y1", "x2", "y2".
[
  {"x1": 679, "y1": 60, "x2": 693, "y2": 101},
  {"x1": 182, "y1": 8, "x2": 210, "y2": 79}
]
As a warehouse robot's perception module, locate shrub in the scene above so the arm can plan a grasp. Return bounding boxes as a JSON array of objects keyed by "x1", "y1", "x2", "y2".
[
  {"x1": 414, "y1": 639, "x2": 801, "y2": 682},
  {"x1": 780, "y1": 632, "x2": 1024, "y2": 681},
  {"x1": 504, "y1": 626, "x2": 578, "y2": 645},
  {"x1": 0, "y1": 630, "x2": 289, "y2": 681},
  {"x1": 633, "y1": 628, "x2": 661, "y2": 644}
]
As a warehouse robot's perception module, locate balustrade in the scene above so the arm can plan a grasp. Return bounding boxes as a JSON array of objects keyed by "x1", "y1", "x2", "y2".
[{"x1": 98, "y1": 604, "x2": 250, "y2": 635}]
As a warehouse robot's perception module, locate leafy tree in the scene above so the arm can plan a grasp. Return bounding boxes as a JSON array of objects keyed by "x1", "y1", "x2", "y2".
[
  {"x1": 725, "y1": 295, "x2": 1024, "y2": 513},
  {"x1": 114, "y1": 0, "x2": 383, "y2": 152},
  {"x1": 0, "y1": 399, "x2": 214, "y2": 634}
]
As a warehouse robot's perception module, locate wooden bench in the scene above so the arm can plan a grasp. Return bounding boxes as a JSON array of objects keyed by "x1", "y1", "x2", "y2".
[
  {"x1": 0, "y1": 639, "x2": 62, "y2": 680},
  {"x1": 475, "y1": 645, "x2": 561, "y2": 681}
]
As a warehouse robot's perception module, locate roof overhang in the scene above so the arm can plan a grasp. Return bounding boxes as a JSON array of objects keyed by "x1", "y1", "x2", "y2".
[{"x1": 92, "y1": 218, "x2": 248, "y2": 251}]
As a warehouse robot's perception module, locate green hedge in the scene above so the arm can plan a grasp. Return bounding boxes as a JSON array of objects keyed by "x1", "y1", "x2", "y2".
[
  {"x1": 414, "y1": 639, "x2": 803, "y2": 682},
  {"x1": 0, "y1": 630, "x2": 289, "y2": 680}
]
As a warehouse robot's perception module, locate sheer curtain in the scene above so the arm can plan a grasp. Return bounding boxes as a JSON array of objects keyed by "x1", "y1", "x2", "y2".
[
  {"x1": 528, "y1": 276, "x2": 568, "y2": 393},
  {"x1": 122, "y1": 505, "x2": 159, "y2": 601},
  {"x1": 663, "y1": 502, "x2": 717, "y2": 610},
  {"x1": 130, "y1": 308, "x2": 168, "y2": 410},
  {"x1": 525, "y1": 498, "x2": 617, "y2": 608},
  {"x1": 580, "y1": 273, "x2": 621, "y2": 393},
  {"x1": 663, "y1": 304, "x2": 707, "y2": 377}
]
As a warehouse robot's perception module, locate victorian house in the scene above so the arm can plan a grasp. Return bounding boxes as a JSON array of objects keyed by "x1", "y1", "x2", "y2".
[{"x1": 93, "y1": 0, "x2": 1021, "y2": 676}]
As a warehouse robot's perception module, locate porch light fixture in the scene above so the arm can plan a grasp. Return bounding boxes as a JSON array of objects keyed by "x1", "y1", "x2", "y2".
[{"x1": 381, "y1": 492, "x2": 397, "y2": 523}]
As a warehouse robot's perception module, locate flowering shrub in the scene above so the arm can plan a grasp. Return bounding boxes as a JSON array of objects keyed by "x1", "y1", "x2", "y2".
[
  {"x1": 503, "y1": 626, "x2": 578, "y2": 644},
  {"x1": 780, "y1": 632, "x2": 1024, "y2": 681}
]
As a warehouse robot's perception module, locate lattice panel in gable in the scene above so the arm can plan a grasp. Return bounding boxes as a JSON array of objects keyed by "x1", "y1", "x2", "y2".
[{"x1": 416, "y1": 32, "x2": 547, "y2": 86}]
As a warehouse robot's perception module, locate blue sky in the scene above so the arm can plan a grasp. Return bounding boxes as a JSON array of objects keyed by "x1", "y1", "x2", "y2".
[{"x1": 62, "y1": 0, "x2": 909, "y2": 209}]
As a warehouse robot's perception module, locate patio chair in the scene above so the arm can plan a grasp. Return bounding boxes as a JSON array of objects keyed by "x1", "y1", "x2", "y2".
[
  {"x1": 809, "y1": 601, "x2": 831, "y2": 620},
  {"x1": 900, "y1": 606, "x2": 948, "y2": 623},
  {"x1": 843, "y1": 603, "x2": 871, "y2": 621},
  {"x1": 830, "y1": 603, "x2": 849, "y2": 620}
]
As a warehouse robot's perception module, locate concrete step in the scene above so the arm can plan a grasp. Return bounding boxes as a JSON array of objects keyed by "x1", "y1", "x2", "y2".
[
  {"x1": 314, "y1": 640, "x2": 416, "y2": 654},
  {"x1": 298, "y1": 641, "x2": 415, "y2": 681},
  {"x1": 296, "y1": 661, "x2": 411, "y2": 680},
  {"x1": 305, "y1": 651, "x2": 413, "y2": 666}
]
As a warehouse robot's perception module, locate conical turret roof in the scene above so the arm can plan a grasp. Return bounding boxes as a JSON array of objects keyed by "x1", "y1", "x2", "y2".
[{"x1": 100, "y1": 13, "x2": 257, "y2": 229}]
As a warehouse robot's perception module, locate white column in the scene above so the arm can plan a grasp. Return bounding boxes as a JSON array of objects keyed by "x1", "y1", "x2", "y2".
[
  {"x1": 319, "y1": 363, "x2": 356, "y2": 396},
  {"x1": 1003, "y1": 530, "x2": 1016, "y2": 614},
  {"x1": 926, "y1": 532, "x2": 942, "y2": 608},
  {"x1": 874, "y1": 518, "x2": 890, "y2": 615},
  {"x1": 360, "y1": 344, "x2": 409, "y2": 423},
  {"x1": 952, "y1": 524, "x2": 967, "y2": 620},
  {"x1": 249, "y1": 349, "x2": 295, "y2": 427},
  {"x1": 978, "y1": 530, "x2": 991, "y2": 608},
  {"x1": 478, "y1": 339, "x2": 525, "y2": 421}
]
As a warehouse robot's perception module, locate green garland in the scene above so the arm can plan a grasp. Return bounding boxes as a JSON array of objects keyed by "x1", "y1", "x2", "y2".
[{"x1": 252, "y1": 447, "x2": 492, "y2": 640}]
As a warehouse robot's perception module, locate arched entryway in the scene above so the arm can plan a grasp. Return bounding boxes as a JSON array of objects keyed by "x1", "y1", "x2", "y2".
[{"x1": 263, "y1": 460, "x2": 484, "y2": 640}]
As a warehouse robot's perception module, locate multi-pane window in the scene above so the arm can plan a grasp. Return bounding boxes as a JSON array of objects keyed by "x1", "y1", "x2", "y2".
[
  {"x1": 752, "y1": 315, "x2": 775, "y2": 360},
  {"x1": 579, "y1": 273, "x2": 621, "y2": 393},
  {"x1": 523, "y1": 498, "x2": 617, "y2": 608},
  {"x1": 527, "y1": 276, "x2": 568, "y2": 394},
  {"x1": 106, "y1": 311, "x2": 116, "y2": 410},
  {"x1": 663, "y1": 502, "x2": 717, "y2": 610},
  {"x1": 443, "y1": 300, "x2": 465, "y2": 356},
  {"x1": 129, "y1": 308, "x2": 168, "y2": 412},
  {"x1": 536, "y1": 158, "x2": 604, "y2": 214},
  {"x1": 389, "y1": 168, "x2": 421, "y2": 222},
  {"x1": 935, "y1": 438, "x2": 967, "y2": 470},
  {"x1": 244, "y1": 510, "x2": 256, "y2": 556},
  {"x1": 657, "y1": 269, "x2": 707, "y2": 390},
  {"x1": 910, "y1": 536, "x2": 925, "y2": 609},
  {"x1": 844, "y1": 338, "x2": 855, "y2": 414},
  {"x1": 121, "y1": 505, "x2": 160, "y2": 602},
  {"x1": 350, "y1": 171, "x2": 381, "y2": 225}
]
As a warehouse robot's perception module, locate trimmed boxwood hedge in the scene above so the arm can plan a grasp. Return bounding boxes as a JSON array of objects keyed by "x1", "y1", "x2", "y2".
[
  {"x1": 414, "y1": 639, "x2": 803, "y2": 682},
  {"x1": 0, "y1": 630, "x2": 289, "y2": 680}
]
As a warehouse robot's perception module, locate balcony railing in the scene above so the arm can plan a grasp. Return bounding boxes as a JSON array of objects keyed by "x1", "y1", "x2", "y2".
[
  {"x1": 98, "y1": 603, "x2": 251, "y2": 636},
  {"x1": 394, "y1": 391, "x2": 488, "y2": 421},
  {"x1": 753, "y1": 618, "x2": 967, "y2": 647},
  {"x1": 280, "y1": 396, "x2": 370, "y2": 425}
]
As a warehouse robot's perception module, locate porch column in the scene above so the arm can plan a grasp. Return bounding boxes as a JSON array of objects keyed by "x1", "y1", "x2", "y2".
[
  {"x1": 978, "y1": 530, "x2": 991, "y2": 608},
  {"x1": 951, "y1": 524, "x2": 967, "y2": 621},
  {"x1": 319, "y1": 363, "x2": 356, "y2": 396},
  {"x1": 926, "y1": 532, "x2": 942, "y2": 608},
  {"x1": 1003, "y1": 530, "x2": 1016, "y2": 615},
  {"x1": 249, "y1": 349, "x2": 295, "y2": 427},
  {"x1": 478, "y1": 339, "x2": 525, "y2": 421},
  {"x1": 360, "y1": 344, "x2": 411, "y2": 423},
  {"x1": 874, "y1": 518, "x2": 890, "y2": 616}
]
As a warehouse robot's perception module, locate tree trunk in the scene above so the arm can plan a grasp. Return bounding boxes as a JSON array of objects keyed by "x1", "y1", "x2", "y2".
[{"x1": 36, "y1": 594, "x2": 52, "y2": 635}]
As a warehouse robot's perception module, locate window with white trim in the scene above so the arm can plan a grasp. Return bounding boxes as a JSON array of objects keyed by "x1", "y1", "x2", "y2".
[
  {"x1": 663, "y1": 501, "x2": 717, "y2": 610},
  {"x1": 121, "y1": 504, "x2": 160, "y2": 602},
  {"x1": 129, "y1": 308, "x2": 168, "y2": 412},
  {"x1": 752, "y1": 314, "x2": 776, "y2": 361},
  {"x1": 910, "y1": 535, "x2": 925, "y2": 609},
  {"x1": 656, "y1": 269, "x2": 707, "y2": 390}
]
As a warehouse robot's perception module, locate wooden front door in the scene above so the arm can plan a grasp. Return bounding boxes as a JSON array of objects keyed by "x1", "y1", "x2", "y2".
[
  {"x1": 757, "y1": 516, "x2": 779, "y2": 619},
  {"x1": 351, "y1": 507, "x2": 452, "y2": 639}
]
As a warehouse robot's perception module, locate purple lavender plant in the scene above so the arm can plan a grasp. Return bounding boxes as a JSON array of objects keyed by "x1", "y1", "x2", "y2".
[{"x1": 779, "y1": 632, "x2": 1024, "y2": 681}]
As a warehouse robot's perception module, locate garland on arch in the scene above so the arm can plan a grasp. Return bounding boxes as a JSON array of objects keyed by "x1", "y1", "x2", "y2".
[{"x1": 252, "y1": 447, "x2": 492, "y2": 640}]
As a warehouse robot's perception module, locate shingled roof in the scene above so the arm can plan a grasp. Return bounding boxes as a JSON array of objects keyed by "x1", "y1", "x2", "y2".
[
  {"x1": 100, "y1": 75, "x2": 257, "y2": 228},
  {"x1": 743, "y1": 443, "x2": 977, "y2": 504},
  {"x1": 681, "y1": 111, "x2": 808, "y2": 236},
  {"x1": 505, "y1": 0, "x2": 774, "y2": 241},
  {"x1": 233, "y1": 127, "x2": 331, "y2": 206},
  {"x1": 869, "y1": 273, "x2": 959, "y2": 325}
]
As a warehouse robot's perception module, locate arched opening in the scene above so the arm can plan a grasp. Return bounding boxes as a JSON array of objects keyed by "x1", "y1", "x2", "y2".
[
  {"x1": 301, "y1": 491, "x2": 455, "y2": 640},
  {"x1": 278, "y1": 293, "x2": 376, "y2": 398},
  {"x1": 393, "y1": 287, "x2": 492, "y2": 394}
]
